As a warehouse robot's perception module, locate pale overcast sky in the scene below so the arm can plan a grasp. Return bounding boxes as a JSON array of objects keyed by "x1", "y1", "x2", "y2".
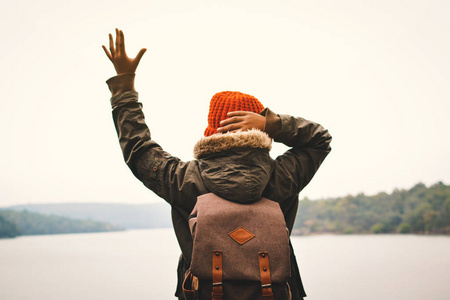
[{"x1": 1, "y1": 0, "x2": 449, "y2": 207}]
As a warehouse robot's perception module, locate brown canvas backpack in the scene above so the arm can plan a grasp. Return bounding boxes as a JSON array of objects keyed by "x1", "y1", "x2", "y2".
[{"x1": 183, "y1": 193, "x2": 292, "y2": 300}]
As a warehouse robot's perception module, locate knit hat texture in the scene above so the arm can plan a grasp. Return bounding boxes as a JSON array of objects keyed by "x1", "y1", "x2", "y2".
[{"x1": 204, "y1": 91, "x2": 264, "y2": 137}]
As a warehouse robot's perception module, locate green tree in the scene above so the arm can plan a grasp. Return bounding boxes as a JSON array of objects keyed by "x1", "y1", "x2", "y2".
[
  {"x1": 293, "y1": 182, "x2": 450, "y2": 235},
  {"x1": 370, "y1": 223, "x2": 385, "y2": 234},
  {"x1": 0, "y1": 214, "x2": 20, "y2": 238},
  {"x1": 0, "y1": 210, "x2": 122, "y2": 236},
  {"x1": 397, "y1": 223, "x2": 411, "y2": 233}
]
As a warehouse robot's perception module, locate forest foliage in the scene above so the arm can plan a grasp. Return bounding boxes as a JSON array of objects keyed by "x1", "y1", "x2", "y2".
[
  {"x1": 0, "y1": 215, "x2": 20, "y2": 238},
  {"x1": 0, "y1": 210, "x2": 122, "y2": 238},
  {"x1": 5, "y1": 202, "x2": 171, "y2": 229},
  {"x1": 2, "y1": 182, "x2": 449, "y2": 238},
  {"x1": 293, "y1": 182, "x2": 450, "y2": 235}
]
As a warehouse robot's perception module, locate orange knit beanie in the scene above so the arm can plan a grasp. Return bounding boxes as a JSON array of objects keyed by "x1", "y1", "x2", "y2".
[{"x1": 204, "y1": 91, "x2": 264, "y2": 137}]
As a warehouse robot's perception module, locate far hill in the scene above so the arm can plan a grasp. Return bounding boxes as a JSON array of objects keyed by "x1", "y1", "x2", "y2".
[
  {"x1": 3, "y1": 202, "x2": 171, "y2": 230},
  {"x1": 294, "y1": 182, "x2": 450, "y2": 235},
  {"x1": 0, "y1": 210, "x2": 122, "y2": 238},
  {"x1": 4, "y1": 182, "x2": 449, "y2": 236}
]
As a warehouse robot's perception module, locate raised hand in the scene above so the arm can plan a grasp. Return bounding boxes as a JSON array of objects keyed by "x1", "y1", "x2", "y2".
[
  {"x1": 102, "y1": 28, "x2": 147, "y2": 75},
  {"x1": 217, "y1": 111, "x2": 266, "y2": 133}
]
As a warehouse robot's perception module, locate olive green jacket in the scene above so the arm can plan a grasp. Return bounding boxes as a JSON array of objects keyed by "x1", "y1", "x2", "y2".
[{"x1": 107, "y1": 73, "x2": 332, "y2": 299}]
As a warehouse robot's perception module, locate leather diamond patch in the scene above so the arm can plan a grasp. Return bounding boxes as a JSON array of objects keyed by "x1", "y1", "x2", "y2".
[{"x1": 228, "y1": 227, "x2": 255, "y2": 245}]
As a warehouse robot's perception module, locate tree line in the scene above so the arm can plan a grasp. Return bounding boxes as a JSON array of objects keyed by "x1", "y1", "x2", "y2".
[
  {"x1": 0, "y1": 210, "x2": 122, "y2": 238},
  {"x1": 293, "y1": 182, "x2": 450, "y2": 235},
  {"x1": 2, "y1": 182, "x2": 449, "y2": 238}
]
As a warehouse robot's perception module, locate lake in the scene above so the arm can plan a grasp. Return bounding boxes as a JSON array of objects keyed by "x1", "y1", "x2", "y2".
[{"x1": 1, "y1": 229, "x2": 449, "y2": 300}]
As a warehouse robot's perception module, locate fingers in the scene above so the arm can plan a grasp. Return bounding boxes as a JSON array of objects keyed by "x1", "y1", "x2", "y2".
[
  {"x1": 105, "y1": 28, "x2": 147, "y2": 74},
  {"x1": 217, "y1": 110, "x2": 265, "y2": 133},
  {"x1": 109, "y1": 33, "x2": 115, "y2": 57},
  {"x1": 135, "y1": 48, "x2": 147, "y2": 64},
  {"x1": 120, "y1": 29, "x2": 126, "y2": 55},
  {"x1": 218, "y1": 116, "x2": 247, "y2": 132},
  {"x1": 218, "y1": 112, "x2": 251, "y2": 132},
  {"x1": 102, "y1": 45, "x2": 113, "y2": 62},
  {"x1": 226, "y1": 111, "x2": 252, "y2": 117},
  {"x1": 115, "y1": 28, "x2": 120, "y2": 55},
  {"x1": 108, "y1": 29, "x2": 125, "y2": 57},
  {"x1": 219, "y1": 116, "x2": 244, "y2": 126}
]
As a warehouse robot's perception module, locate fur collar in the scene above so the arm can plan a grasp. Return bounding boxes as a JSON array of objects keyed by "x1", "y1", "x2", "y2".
[{"x1": 193, "y1": 129, "x2": 272, "y2": 159}]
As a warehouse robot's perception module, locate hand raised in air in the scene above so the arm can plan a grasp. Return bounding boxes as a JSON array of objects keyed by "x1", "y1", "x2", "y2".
[{"x1": 102, "y1": 28, "x2": 147, "y2": 75}]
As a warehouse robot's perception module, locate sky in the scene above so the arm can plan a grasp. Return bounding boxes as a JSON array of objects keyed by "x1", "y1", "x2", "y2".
[{"x1": 0, "y1": 0, "x2": 449, "y2": 207}]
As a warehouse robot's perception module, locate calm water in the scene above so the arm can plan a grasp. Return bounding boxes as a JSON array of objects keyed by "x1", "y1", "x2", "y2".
[{"x1": 1, "y1": 229, "x2": 449, "y2": 300}]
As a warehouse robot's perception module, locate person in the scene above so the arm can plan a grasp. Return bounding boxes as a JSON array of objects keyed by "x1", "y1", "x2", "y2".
[{"x1": 102, "y1": 28, "x2": 332, "y2": 300}]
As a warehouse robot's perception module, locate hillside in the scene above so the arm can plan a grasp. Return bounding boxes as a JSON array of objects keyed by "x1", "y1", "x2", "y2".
[
  {"x1": 3, "y1": 202, "x2": 172, "y2": 229},
  {"x1": 3, "y1": 182, "x2": 449, "y2": 237},
  {"x1": 0, "y1": 210, "x2": 122, "y2": 238},
  {"x1": 293, "y1": 182, "x2": 450, "y2": 235},
  {"x1": 0, "y1": 214, "x2": 20, "y2": 238}
]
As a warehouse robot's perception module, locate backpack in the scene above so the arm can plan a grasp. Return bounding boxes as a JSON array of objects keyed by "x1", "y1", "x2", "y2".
[{"x1": 183, "y1": 193, "x2": 292, "y2": 300}]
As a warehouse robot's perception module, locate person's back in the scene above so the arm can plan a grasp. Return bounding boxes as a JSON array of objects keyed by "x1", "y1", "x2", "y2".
[{"x1": 103, "y1": 29, "x2": 332, "y2": 300}]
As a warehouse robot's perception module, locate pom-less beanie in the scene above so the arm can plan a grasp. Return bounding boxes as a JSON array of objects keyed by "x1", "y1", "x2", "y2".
[{"x1": 204, "y1": 91, "x2": 264, "y2": 137}]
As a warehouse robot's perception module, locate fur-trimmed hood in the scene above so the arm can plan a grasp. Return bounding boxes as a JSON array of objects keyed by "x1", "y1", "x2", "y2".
[
  {"x1": 193, "y1": 129, "x2": 272, "y2": 159},
  {"x1": 193, "y1": 129, "x2": 274, "y2": 204}
]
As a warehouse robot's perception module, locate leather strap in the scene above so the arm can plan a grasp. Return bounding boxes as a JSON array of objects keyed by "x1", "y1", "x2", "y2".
[
  {"x1": 259, "y1": 251, "x2": 274, "y2": 300},
  {"x1": 212, "y1": 250, "x2": 224, "y2": 300},
  {"x1": 182, "y1": 270, "x2": 196, "y2": 300}
]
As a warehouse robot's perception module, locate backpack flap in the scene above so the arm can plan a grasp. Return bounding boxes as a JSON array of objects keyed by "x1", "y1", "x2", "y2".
[{"x1": 188, "y1": 193, "x2": 291, "y2": 283}]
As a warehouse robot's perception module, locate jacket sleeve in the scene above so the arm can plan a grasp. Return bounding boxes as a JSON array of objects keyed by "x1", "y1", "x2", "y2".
[
  {"x1": 261, "y1": 108, "x2": 332, "y2": 204},
  {"x1": 106, "y1": 74, "x2": 204, "y2": 211}
]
